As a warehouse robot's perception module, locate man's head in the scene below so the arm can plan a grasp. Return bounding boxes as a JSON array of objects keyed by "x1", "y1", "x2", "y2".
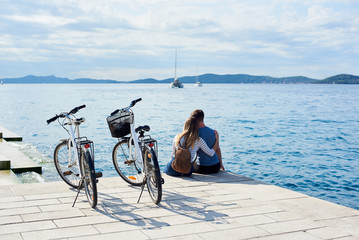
[{"x1": 190, "y1": 109, "x2": 204, "y2": 122}]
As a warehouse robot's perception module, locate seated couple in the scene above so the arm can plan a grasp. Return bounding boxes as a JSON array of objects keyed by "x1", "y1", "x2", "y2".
[{"x1": 164, "y1": 109, "x2": 224, "y2": 177}]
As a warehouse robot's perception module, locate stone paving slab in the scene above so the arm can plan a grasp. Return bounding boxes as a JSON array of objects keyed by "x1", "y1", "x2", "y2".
[{"x1": 0, "y1": 171, "x2": 358, "y2": 240}]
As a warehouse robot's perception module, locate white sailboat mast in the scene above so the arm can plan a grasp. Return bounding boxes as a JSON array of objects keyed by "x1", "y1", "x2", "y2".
[{"x1": 174, "y1": 49, "x2": 177, "y2": 79}]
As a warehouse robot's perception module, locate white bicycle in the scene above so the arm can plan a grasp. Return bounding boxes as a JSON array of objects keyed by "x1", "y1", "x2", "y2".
[
  {"x1": 107, "y1": 98, "x2": 163, "y2": 204},
  {"x1": 47, "y1": 105, "x2": 101, "y2": 208}
]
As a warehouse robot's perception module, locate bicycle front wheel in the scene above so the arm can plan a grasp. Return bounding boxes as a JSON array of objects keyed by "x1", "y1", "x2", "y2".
[
  {"x1": 113, "y1": 139, "x2": 145, "y2": 186},
  {"x1": 54, "y1": 141, "x2": 80, "y2": 188},
  {"x1": 144, "y1": 147, "x2": 162, "y2": 205},
  {"x1": 80, "y1": 150, "x2": 98, "y2": 208}
]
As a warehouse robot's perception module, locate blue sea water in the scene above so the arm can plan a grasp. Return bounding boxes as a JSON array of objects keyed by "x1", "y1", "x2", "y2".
[{"x1": 0, "y1": 83, "x2": 358, "y2": 210}]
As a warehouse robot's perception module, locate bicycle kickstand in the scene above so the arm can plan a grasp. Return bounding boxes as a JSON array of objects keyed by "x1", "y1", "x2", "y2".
[
  {"x1": 137, "y1": 178, "x2": 146, "y2": 203},
  {"x1": 72, "y1": 178, "x2": 84, "y2": 207}
]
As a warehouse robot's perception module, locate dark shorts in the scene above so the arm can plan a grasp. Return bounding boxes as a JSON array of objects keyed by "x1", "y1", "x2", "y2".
[{"x1": 194, "y1": 162, "x2": 221, "y2": 174}]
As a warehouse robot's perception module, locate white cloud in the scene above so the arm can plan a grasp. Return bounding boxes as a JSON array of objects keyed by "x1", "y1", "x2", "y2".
[
  {"x1": 4, "y1": 14, "x2": 77, "y2": 26},
  {"x1": 0, "y1": 0, "x2": 358, "y2": 79}
]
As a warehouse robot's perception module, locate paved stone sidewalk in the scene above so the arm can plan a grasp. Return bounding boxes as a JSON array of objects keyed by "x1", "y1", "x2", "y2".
[{"x1": 0, "y1": 171, "x2": 358, "y2": 240}]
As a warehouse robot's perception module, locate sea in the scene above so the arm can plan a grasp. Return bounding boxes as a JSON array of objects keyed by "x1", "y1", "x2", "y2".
[{"x1": 0, "y1": 83, "x2": 358, "y2": 210}]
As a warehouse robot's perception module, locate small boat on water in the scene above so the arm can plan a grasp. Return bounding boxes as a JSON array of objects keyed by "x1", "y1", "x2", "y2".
[
  {"x1": 194, "y1": 81, "x2": 202, "y2": 87},
  {"x1": 170, "y1": 77, "x2": 183, "y2": 88},
  {"x1": 194, "y1": 75, "x2": 202, "y2": 87},
  {"x1": 170, "y1": 49, "x2": 183, "y2": 88}
]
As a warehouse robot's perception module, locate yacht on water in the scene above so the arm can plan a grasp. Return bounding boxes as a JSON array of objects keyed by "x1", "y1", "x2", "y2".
[
  {"x1": 194, "y1": 75, "x2": 202, "y2": 87},
  {"x1": 170, "y1": 49, "x2": 183, "y2": 88},
  {"x1": 170, "y1": 77, "x2": 183, "y2": 88}
]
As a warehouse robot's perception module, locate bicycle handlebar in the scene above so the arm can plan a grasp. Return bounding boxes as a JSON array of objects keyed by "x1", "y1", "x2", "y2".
[
  {"x1": 46, "y1": 115, "x2": 59, "y2": 124},
  {"x1": 110, "y1": 98, "x2": 142, "y2": 116},
  {"x1": 69, "y1": 104, "x2": 86, "y2": 114},
  {"x1": 130, "y1": 98, "x2": 142, "y2": 107},
  {"x1": 47, "y1": 104, "x2": 86, "y2": 124},
  {"x1": 110, "y1": 109, "x2": 120, "y2": 116}
]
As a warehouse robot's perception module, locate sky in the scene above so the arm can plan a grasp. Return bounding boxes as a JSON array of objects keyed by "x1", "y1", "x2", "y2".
[{"x1": 0, "y1": 0, "x2": 358, "y2": 81}]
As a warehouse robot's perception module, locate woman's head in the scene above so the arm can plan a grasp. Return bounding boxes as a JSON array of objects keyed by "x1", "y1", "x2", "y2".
[{"x1": 177, "y1": 117, "x2": 199, "y2": 148}]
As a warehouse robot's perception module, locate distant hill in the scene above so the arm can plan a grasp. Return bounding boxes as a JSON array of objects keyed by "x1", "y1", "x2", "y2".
[
  {"x1": 1, "y1": 73, "x2": 358, "y2": 84},
  {"x1": 312, "y1": 74, "x2": 359, "y2": 84},
  {"x1": 1, "y1": 75, "x2": 119, "y2": 84},
  {"x1": 158, "y1": 74, "x2": 316, "y2": 84}
]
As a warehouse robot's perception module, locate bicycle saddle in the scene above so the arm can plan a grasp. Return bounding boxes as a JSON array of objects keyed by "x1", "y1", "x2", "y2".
[{"x1": 135, "y1": 125, "x2": 150, "y2": 133}]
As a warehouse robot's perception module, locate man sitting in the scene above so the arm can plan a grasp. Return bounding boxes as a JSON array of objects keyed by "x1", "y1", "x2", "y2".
[{"x1": 190, "y1": 109, "x2": 224, "y2": 174}]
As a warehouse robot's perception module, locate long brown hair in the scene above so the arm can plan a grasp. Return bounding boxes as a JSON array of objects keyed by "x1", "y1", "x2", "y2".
[{"x1": 175, "y1": 117, "x2": 199, "y2": 149}]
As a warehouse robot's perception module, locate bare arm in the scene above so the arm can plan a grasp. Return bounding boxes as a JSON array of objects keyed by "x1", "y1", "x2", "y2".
[
  {"x1": 198, "y1": 138, "x2": 215, "y2": 157},
  {"x1": 214, "y1": 130, "x2": 225, "y2": 171}
]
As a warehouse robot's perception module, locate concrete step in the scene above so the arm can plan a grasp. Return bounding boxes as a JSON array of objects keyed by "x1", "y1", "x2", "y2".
[
  {"x1": 0, "y1": 126, "x2": 22, "y2": 141},
  {"x1": 0, "y1": 139, "x2": 42, "y2": 174},
  {"x1": 0, "y1": 154, "x2": 11, "y2": 170}
]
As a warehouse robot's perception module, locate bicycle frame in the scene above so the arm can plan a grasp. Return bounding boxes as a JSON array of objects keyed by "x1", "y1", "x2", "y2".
[
  {"x1": 48, "y1": 104, "x2": 99, "y2": 208},
  {"x1": 109, "y1": 98, "x2": 162, "y2": 204},
  {"x1": 125, "y1": 109, "x2": 144, "y2": 172},
  {"x1": 61, "y1": 114, "x2": 91, "y2": 180}
]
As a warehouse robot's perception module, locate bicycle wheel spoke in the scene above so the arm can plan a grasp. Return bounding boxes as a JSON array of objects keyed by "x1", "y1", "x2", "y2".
[
  {"x1": 54, "y1": 141, "x2": 81, "y2": 188},
  {"x1": 113, "y1": 139, "x2": 145, "y2": 186}
]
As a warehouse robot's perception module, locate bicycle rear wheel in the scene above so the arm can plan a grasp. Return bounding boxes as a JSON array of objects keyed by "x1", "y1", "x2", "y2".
[
  {"x1": 113, "y1": 139, "x2": 145, "y2": 186},
  {"x1": 54, "y1": 141, "x2": 80, "y2": 188},
  {"x1": 144, "y1": 147, "x2": 162, "y2": 205},
  {"x1": 80, "y1": 150, "x2": 97, "y2": 208}
]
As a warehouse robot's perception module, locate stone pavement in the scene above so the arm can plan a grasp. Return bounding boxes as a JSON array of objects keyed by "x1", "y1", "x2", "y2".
[{"x1": 0, "y1": 171, "x2": 358, "y2": 240}]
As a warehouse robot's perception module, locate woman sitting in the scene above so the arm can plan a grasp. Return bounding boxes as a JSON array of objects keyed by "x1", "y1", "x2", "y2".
[{"x1": 164, "y1": 117, "x2": 219, "y2": 176}]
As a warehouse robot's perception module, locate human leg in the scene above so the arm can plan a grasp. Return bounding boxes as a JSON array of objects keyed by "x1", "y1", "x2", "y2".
[
  {"x1": 194, "y1": 162, "x2": 220, "y2": 174},
  {"x1": 164, "y1": 159, "x2": 192, "y2": 177}
]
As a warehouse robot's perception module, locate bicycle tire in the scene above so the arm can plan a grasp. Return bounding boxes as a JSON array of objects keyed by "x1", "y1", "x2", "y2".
[
  {"x1": 80, "y1": 150, "x2": 98, "y2": 208},
  {"x1": 54, "y1": 141, "x2": 81, "y2": 188},
  {"x1": 112, "y1": 139, "x2": 145, "y2": 186},
  {"x1": 144, "y1": 147, "x2": 162, "y2": 205}
]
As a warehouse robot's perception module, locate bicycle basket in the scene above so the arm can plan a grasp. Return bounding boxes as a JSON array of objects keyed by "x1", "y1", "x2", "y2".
[{"x1": 107, "y1": 111, "x2": 132, "y2": 138}]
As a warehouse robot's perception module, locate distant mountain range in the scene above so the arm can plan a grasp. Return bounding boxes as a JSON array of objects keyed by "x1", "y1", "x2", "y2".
[{"x1": 1, "y1": 73, "x2": 359, "y2": 84}]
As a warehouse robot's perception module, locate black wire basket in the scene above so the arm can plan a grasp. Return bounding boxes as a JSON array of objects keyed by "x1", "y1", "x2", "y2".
[{"x1": 106, "y1": 111, "x2": 132, "y2": 138}]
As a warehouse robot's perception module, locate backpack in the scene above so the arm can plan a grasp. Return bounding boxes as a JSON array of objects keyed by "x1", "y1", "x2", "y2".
[{"x1": 171, "y1": 143, "x2": 192, "y2": 174}]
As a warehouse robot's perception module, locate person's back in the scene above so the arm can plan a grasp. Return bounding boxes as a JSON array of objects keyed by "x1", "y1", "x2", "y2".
[
  {"x1": 198, "y1": 126, "x2": 219, "y2": 166},
  {"x1": 191, "y1": 109, "x2": 224, "y2": 174}
]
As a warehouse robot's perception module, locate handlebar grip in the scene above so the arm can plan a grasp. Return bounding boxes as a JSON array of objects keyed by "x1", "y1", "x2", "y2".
[
  {"x1": 110, "y1": 109, "x2": 120, "y2": 116},
  {"x1": 69, "y1": 104, "x2": 86, "y2": 114},
  {"x1": 130, "y1": 98, "x2": 142, "y2": 107},
  {"x1": 47, "y1": 115, "x2": 59, "y2": 124}
]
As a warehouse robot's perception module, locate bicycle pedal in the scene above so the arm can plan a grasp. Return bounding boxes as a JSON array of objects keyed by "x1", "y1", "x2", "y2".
[
  {"x1": 95, "y1": 172, "x2": 103, "y2": 178},
  {"x1": 63, "y1": 171, "x2": 73, "y2": 176}
]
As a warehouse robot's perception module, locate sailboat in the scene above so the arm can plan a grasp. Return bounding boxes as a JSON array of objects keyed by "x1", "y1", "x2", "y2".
[
  {"x1": 170, "y1": 50, "x2": 183, "y2": 88},
  {"x1": 194, "y1": 75, "x2": 202, "y2": 87}
]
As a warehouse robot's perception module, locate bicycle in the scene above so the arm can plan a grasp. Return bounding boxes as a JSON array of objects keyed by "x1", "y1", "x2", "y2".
[
  {"x1": 47, "y1": 105, "x2": 101, "y2": 208},
  {"x1": 107, "y1": 98, "x2": 163, "y2": 205}
]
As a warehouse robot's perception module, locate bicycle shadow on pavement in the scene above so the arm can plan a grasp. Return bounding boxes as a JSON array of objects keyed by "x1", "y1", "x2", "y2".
[
  {"x1": 159, "y1": 190, "x2": 230, "y2": 224},
  {"x1": 94, "y1": 190, "x2": 170, "y2": 229}
]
